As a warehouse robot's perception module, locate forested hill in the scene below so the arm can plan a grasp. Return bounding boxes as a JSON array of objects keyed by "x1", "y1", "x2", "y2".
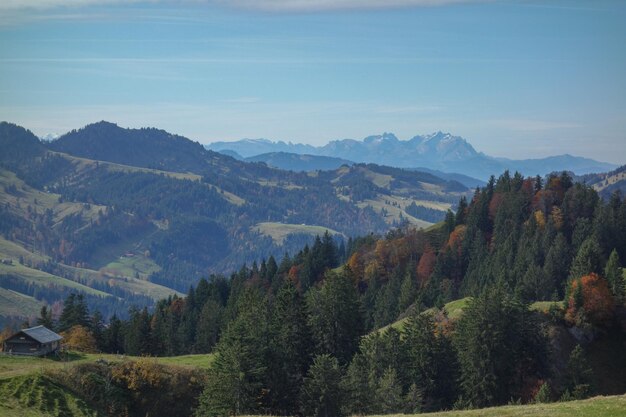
[
  {"x1": 0, "y1": 121, "x2": 469, "y2": 323},
  {"x1": 29, "y1": 169, "x2": 626, "y2": 417},
  {"x1": 48, "y1": 121, "x2": 217, "y2": 173}
]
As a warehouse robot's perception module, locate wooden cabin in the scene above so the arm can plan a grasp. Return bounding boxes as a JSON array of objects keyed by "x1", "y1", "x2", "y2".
[{"x1": 2, "y1": 325, "x2": 62, "y2": 356}]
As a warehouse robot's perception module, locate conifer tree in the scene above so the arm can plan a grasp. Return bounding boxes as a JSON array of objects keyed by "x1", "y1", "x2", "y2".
[
  {"x1": 454, "y1": 285, "x2": 547, "y2": 408},
  {"x1": 195, "y1": 288, "x2": 268, "y2": 417},
  {"x1": 569, "y1": 237, "x2": 603, "y2": 280},
  {"x1": 36, "y1": 305, "x2": 53, "y2": 329},
  {"x1": 605, "y1": 249, "x2": 624, "y2": 303},
  {"x1": 301, "y1": 354, "x2": 344, "y2": 417},
  {"x1": 266, "y1": 281, "x2": 313, "y2": 415},
  {"x1": 307, "y1": 271, "x2": 363, "y2": 364}
]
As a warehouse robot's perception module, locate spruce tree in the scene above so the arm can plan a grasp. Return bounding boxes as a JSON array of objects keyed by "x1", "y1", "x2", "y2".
[
  {"x1": 569, "y1": 237, "x2": 603, "y2": 280},
  {"x1": 307, "y1": 271, "x2": 363, "y2": 364},
  {"x1": 454, "y1": 285, "x2": 547, "y2": 408},
  {"x1": 266, "y1": 281, "x2": 313, "y2": 415},
  {"x1": 36, "y1": 305, "x2": 53, "y2": 329},
  {"x1": 195, "y1": 288, "x2": 268, "y2": 417},
  {"x1": 605, "y1": 249, "x2": 624, "y2": 303},
  {"x1": 301, "y1": 354, "x2": 344, "y2": 417}
]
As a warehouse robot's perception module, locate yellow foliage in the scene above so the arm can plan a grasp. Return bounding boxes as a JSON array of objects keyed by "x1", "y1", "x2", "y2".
[
  {"x1": 61, "y1": 325, "x2": 98, "y2": 353},
  {"x1": 534, "y1": 210, "x2": 546, "y2": 229},
  {"x1": 111, "y1": 358, "x2": 164, "y2": 391},
  {"x1": 551, "y1": 206, "x2": 564, "y2": 230}
]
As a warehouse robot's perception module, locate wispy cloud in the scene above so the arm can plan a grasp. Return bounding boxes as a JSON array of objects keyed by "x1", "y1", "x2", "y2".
[
  {"x1": 223, "y1": 97, "x2": 261, "y2": 104},
  {"x1": 0, "y1": 0, "x2": 488, "y2": 12},
  {"x1": 486, "y1": 118, "x2": 583, "y2": 132},
  {"x1": 213, "y1": 0, "x2": 488, "y2": 12}
]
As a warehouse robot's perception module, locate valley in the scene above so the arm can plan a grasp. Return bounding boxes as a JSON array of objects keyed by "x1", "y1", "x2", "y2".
[{"x1": 0, "y1": 121, "x2": 469, "y2": 322}]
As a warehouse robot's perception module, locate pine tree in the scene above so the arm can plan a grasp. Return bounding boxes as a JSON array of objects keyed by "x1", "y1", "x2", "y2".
[
  {"x1": 301, "y1": 354, "x2": 344, "y2": 417},
  {"x1": 58, "y1": 293, "x2": 90, "y2": 332},
  {"x1": 454, "y1": 285, "x2": 548, "y2": 408},
  {"x1": 398, "y1": 268, "x2": 417, "y2": 312},
  {"x1": 605, "y1": 249, "x2": 624, "y2": 303},
  {"x1": 376, "y1": 367, "x2": 404, "y2": 414},
  {"x1": 195, "y1": 289, "x2": 268, "y2": 417},
  {"x1": 307, "y1": 271, "x2": 363, "y2": 364},
  {"x1": 543, "y1": 233, "x2": 571, "y2": 298},
  {"x1": 194, "y1": 300, "x2": 223, "y2": 353},
  {"x1": 266, "y1": 281, "x2": 313, "y2": 415},
  {"x1": 403, "y1": 311, "x2": 457, "y2": 411},
  {"x1": 564, "y1": 345, "x2": 593, "y2": 400},
  {"x1": 569, "y1": 237, "x2": 603, "y2": 280},
  {"x1": 36, "y1": 305, "x2": 53, "y2": 329},
  {"x1": 534, "y1": 382, "x2": 552, "y2": 403},
  {"x1": 342, "y1": 353, "x2": 375, "y2": 415}
]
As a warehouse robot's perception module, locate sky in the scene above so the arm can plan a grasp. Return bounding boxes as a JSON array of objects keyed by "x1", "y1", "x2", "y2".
[{"x1": 0, "y1": 0, "x2": 625, "y2": 163}]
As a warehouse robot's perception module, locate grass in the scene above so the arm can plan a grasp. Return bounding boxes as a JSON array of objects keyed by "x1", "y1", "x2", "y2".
[
  {"x1": 0, "y1": 234, "x2": 180, "y2": 320},
  {"x1": 150, "y1": 354, "x2": 215, "y2": 369},
  {"x1": 379, "y1": 298, "x2": 559, "y2": 334},
  {"x1": 0, "y1": 169, "x2": 105, "y2": 226},
  {"x1": 0, "y1": 351, "x2": 215, "y2": 381},
  {"x1": 362, "y1": 395, "x2": 626, "y2": 417},
  {"x1": 253, "y1": 222, "x2": 344, "y2": 244},
  {"x1": 0, "y1": 288, "x2": 42, "y2": 318},
  {"x1": 0, "y1": 350, "x2": 215, "y2": 416},
  {"x1": 0, "y1": 262, "x2": 109, "y2": 297},
  {"x1": 355, "y1": 197, "x2": 434, "y2": 229},
  {"x1": 0, "y1": 374, "x2": 98, "y2": 417},
  {"x1": 102, "y1": 253, "x2": 161, "y2": 279}
]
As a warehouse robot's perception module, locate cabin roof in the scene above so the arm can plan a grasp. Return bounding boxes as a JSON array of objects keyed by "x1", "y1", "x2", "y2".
[{"x1": 18, "y1": 326, "x2": 63, "y2": 344}]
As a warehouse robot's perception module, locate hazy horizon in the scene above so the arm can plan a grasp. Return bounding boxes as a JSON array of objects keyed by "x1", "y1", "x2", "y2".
[{"x1": 1, "y1": 0, "x2": 625, "y2": 164}]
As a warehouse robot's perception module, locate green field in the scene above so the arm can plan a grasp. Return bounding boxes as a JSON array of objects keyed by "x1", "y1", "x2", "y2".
[
  {"x1": 0, "y1": 351, "x2": 215, "y2": 381},
  {"x1": 103, "y1": 253, "x2": 162, "y2": 278},
  {"x1": 0, "y1": 288, "x2": 42, "y2": 318},
  {"x1": 364, "y1": 394, "x2": 626, "y2": 417},
  {"x1": 0, "y1": 169, "x2": 105, "y2": 226},
  {"x1": 379, "y1": 298, "x2": 560, "y2": 334},
  {"x1": 0, "y1": 351, "x2": 214, "y2": 417},
  {"x1": 253, "y1": 222, "x2": 344, "y2": 244},
  {"x1": 0, "y1": 374, "x2": 98, "y2": 417},
  {"x1": 0, "y1": 262, "x2": 109, "y2": 297}
]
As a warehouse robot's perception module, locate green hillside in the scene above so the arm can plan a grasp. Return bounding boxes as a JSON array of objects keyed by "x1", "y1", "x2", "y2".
[{"x1": 364, "y1": 394, "x2": 626, "y2": 417}]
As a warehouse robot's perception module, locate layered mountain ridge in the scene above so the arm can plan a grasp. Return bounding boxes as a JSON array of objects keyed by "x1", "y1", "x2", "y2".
[{"x1": 208, "y1": 131, "x2": 616, "y2": 179}]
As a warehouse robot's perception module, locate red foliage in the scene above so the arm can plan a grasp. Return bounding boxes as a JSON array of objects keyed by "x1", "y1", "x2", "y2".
[
  {"x1": 488, "y1": 192, "x2": 505, "y2": 220},
  {"x1": 521, "y1": 178, "x2": 535, "y2": 196},
  {"x1": 417, "y1": 246, "x2": 436, "y2": 284},
  {"x1": 565, "y1": 273, "x2": 615, "y2": 327}
]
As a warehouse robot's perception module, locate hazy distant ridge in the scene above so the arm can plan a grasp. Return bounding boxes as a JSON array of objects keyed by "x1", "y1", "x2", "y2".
[{"x1": 208, "y1": 132, "x2": 617, "y2": 179}]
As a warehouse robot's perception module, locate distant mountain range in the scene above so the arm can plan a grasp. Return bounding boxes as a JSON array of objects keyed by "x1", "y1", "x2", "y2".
[
  {"x1": 207, "y1": 132, "x2": 618, "y2": 180},
  {"x1": 0, "y1": 120, "x2": 473, "y2": 322}
]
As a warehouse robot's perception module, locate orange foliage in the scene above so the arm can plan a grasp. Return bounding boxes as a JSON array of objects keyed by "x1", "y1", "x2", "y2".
[
  {"x1": 447, "y1": 225, "x2": 466, "y2": 251},
  {"x1": 565, "y1": 273, "x2": 615, "y2": 327},
  {"x1": 417, "y1": 247, "x2": 436, "y2": 284},
  {"x1": 0, "y1": 327, "x2": 15, "y2": 351},
  {"x1": 288, "y1": 265, "x2": 300, "y2": 287},
  {"x1": 488, "y1": 193, "x2": 504, "y2": 220},
  {"x1": 347, "y1": 253, "x2": 363, "y2": 279}
]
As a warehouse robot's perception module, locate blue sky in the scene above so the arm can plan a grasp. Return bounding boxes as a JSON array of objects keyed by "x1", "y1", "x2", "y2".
[{"x1": 0, "y1": 0, "x2": 624, "y2": 163}]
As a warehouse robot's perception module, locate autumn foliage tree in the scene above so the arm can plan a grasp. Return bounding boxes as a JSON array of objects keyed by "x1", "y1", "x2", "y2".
[
  {"x1": 61, "y1": 325, "x2": 98, "y2": 353},
  {"x1": 565, "y1": 273, "x2": 615, "y2": 328}
]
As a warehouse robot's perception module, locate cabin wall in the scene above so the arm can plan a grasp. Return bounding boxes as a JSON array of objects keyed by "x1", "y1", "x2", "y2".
[{"x1": 3, "y1": 338, "x2": 60, "y2": 356}]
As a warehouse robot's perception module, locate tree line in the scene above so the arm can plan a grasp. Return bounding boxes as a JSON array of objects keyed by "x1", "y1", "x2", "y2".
[{"x1": 3, "y1": 170, "x2": 624, "y2": 416}]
